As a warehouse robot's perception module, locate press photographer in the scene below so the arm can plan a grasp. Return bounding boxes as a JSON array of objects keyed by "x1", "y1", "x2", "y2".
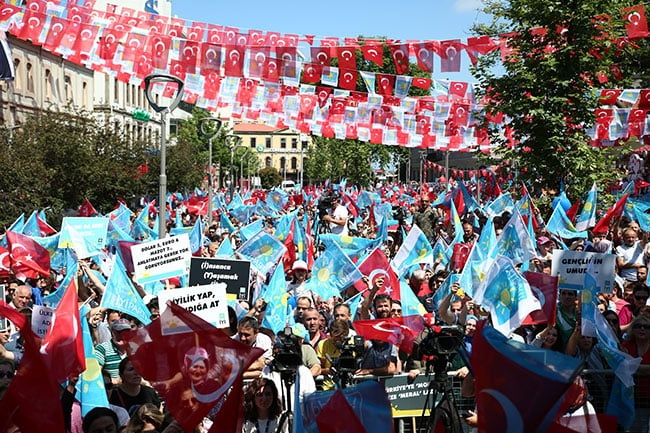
[{"x1": 316, "y1": 320, "x2": 365, "y2": 390}]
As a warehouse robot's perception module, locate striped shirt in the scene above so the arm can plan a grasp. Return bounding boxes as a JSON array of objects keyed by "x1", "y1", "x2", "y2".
[{"x1": 94, "y1": 339, "x2": 127, "y2": 379}]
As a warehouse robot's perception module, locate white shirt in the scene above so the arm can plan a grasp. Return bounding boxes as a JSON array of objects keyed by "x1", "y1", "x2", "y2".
[{"x1": 330, "y1": 204, "x2": 349, "y2": 236}]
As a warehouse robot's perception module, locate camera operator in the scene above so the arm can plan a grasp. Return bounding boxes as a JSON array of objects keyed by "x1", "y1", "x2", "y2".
[
  {"x1": 316, "y1": 319, "x2": 352, "y2": 390},
  {"x1": 234, "y1": 316, "x2": 274, "y2": 379},
  {"x1": 321, "y1": 194, "x2": 349, "y2": 236}
]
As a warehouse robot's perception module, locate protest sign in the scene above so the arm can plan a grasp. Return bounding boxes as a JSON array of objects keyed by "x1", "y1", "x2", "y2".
[
  {"x1": 131, "y1": 234, "x2": 191, "y2": 284},
  {"x1": 58, "y1": 217, "x2": 109, "y2": 250},
  {"x1": 32, "y1": 304, "x2": 54, "y2": 339},
  {"x1": 158, "y1": 283, "x2": 229, "y2": 335},
  {"x1": 551, "y1": 250, "x2": 616, "y2": 292},
  {"x1": 189, "y1": 257, "x2": 251, "y2": 301}
]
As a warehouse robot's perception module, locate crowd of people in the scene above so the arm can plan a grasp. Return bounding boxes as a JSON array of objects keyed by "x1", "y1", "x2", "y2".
[{"x1": 1, "y1": 180, "x2": 650, "y2": 432}]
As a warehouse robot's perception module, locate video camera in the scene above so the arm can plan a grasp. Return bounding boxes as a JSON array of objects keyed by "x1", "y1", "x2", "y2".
[
  {"x1": 414, "y1": 324, "x2": 464, "y2": 358},
  {"x1": 332, "y1": 335, "x2": 365, "y2": 371},
  {"x1": 317, "y1": 194, "x2": 336, "y2": 220},
  {"x1": 271, "y1": 326, "x2": 303, "y2": 373},
  {"x1": 392, "y1": 205, "x2": 406, "y2": 222}
]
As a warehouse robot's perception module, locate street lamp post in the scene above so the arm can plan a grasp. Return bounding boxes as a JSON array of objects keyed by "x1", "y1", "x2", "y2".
[
  {"x1": 225, "y1": 134, "x2": 241, "y2": 201},
  {"x1": 199, "y1": 117, "x2": 222, "y2": 226},
  {"x1": 144, "y1": 74, "x2": 184, "y2": 239},
  {"x1": 239, "y1": 147, "x2": 249, "y2": 190}
]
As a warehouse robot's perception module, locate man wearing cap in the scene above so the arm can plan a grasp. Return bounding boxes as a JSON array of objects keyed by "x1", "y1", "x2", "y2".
[
  {"x1": 94, "y1": 318, "x2": 133, "y2": 383},
  {"x1": 322, "y1": 194, "x2": 349, "y2": 236},
  {"x1": 536, "y1": 236, "x2": 557, "y2": 261}
]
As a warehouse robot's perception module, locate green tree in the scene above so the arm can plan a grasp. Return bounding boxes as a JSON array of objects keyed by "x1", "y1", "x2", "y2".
[
  {"x1": 0, "y1": 109, "x2": 152, "y2": 227},
  {"x1": 259, "y1": 167, "x2": 282, "y2": 189},
  {"x1": 472, "y1": 0, "x2": 637, "y2": 197}
]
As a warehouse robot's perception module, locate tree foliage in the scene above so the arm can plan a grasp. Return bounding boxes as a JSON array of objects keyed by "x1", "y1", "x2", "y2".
[
  {"x1": 259, "y1": 167, "x2": 282, "y2": 189},
  {"x1": 0, "y1": 110, "x2": 152, "y2": 228},
  {"x1": 472, "y1": 0, "x2": 639, "y2": 197}
]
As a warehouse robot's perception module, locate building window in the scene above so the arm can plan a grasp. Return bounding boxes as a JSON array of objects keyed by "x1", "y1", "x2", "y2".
[
  {"x1": 280, "y1": 137, "x2": 286, "y2": 149},
  {"x1": 291, "y1": 138, "x2": 297, "y2": 149},
  {"x1": 250, "y1": 137, "x2": 256, "y2": 148},
  {"x1": 13, "y1": 58, "x2": 21, "y2": 91},
  {"x1": 114, "y1": 77, "x2": 119, "y2": 102},
  {"x1": 64, "y1": 75, "x2": 73, "y2": 104},
  {"x1": 265, "y1": 156, "x2": 271, "y2": 167},
  {"x1": 280, "y1": 157, "x2": 286, "y2": 169},
  {"x1": 44, "y1": 69, "x2": 53, "y2": 101},
  {"x1": 302, "y1": 140, "x2": 308, "y2": 150},
  {"x1": 265, "y1": 137, "x2": 271, "y2": 148},
  {"x1": 169, "y1": 118, "x2": 179, "y2": 136},
  {"x1": 26, "y1": 62, "x2": 34, "y2": 93},
  {"x1": 291, "y1": 157, "x2": 297, "y2": 169},
  {"x1": 82, "y1": 81, "x2": 88, "y2": 107}
]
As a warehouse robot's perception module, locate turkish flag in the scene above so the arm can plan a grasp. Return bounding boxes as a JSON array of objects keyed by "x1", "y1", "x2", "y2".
[
  {"x1": 179, "y1": 40, "x2": 199, "y2": 74},
  {"x1": 353, "y1": 315, "x2": 425, "y2": 354},
  {"x1": 301, "y1": 62, "x2": 322, "y2": 83},
  {"x1": 206, "y1": 24, "x2": 223, "y2": 44},
  {"x1": 121, "y1": 32, "x2": 147, "y2": 63},
  {"x1": 473, "y1": 324, "x2": 582, "y2": 433},
  {"x1": 311, "y1": 45, "x2": 331, "y2": 66},
  {"x1": 316, "y1": 86, "x2": 333, "y2": 108},
  {"x1": 224, "y1": 45, "x2": 245, "y2": 77},
  {"x1": 338, "y1": 68, "x2": 358, "y2": 91},
  {"x1": 150, "y1": 33, "x2": 171, "y2": 69},
  {"x1": 248, "y1": 46, "x2": 270, "y2": 78},
  {"x1": 99, "y1": 26, "x2": 126, "y2": 60},
  {"x1": 414, "y1": 41, "x2": 435, "y2": 72},
  {"x1": 440, "y1": 39, "x2": 462, "y2": 73},
  {"x1": 592, "y1": 193, "x2": 628, "y2": 234},
  {"x1": 0, "y1": 245, "x2": 11, "y2": 278},
  {"x1": 0, "y1": 302, "x2": 67, "y2": 433},
  {"x1": 451, "y1": 243, "x2": 472, "y2": 271},
  {"x1": 376, "y1": 74, "x2": 395, "y2": 96},
  {"x1": 78, "y1": 198, "x2": 98, "y2": 217},
  {"x1": 623, "y1": 5, "x2": 649, "y2": 39},
  {"x1": 389, "y1": 43, "x2": 410, "y2": 75},
  {"x1": 203, "y1": 72, "x2": 221, "y2": 99},
  {"x1": 336, "y1": 46, "x2": 356, "y2": 70},
  {"x1": 123, "y1": 302, "x2": 264, "y2": 433},
  {"x1": 207, "y1": 376, "x2": 246, "y2": 433},
  {"x1": 166, "y1": 17, "x2": 185, "y2": 38},
  {"x1": 43, "y1": 16, "x2": 68, "y2": 52},
  {"x1": 19, "y1": 8, "x2": 46, "y2": 43},
  {"x1": 412, "y1": 77, "x2": 432, "y2": 90},
  {"x1": 597, "y1": 89, "x2": 622, "y2": 105},
  {"x1": 522, "y1": 272, "x2": 559, "y2": 326},
  {"x1": 361, "y1": 42, "x2": 383, "y2": 66},
  {"x1": 41, "y1": 278, "x2": 85, "y2": 383},
  {"x1": 299, "y1": 94, "x2": 317, "y2": 118},
  {"x1": 264, "y1": 57, "x2": 280, "y2": 82},
  {"x1": 187, "y1": 21, "x2": 205, "y2": 42},
  {"x1": 6, "y1": 231, "x2": 50, "y2": 280},
  {"x1": 200, "y1": 42, "x2": 223, "y2": 74},
  {"x1": 353, "y1": 248, "x2": 400, "y2": 299},
  {"x1": 71, "y1": 23, "x2": 100, "y2": 61}
]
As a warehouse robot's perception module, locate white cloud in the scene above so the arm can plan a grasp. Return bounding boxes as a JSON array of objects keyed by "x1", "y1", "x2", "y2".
[{"x1": 454, "y1": 0, "x2": 484, "y2": 12}]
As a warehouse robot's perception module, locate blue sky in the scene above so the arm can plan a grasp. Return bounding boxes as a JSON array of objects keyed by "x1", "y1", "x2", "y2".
[{"x1": 172, "y1": 0, "x2": 487, "y2": 83}]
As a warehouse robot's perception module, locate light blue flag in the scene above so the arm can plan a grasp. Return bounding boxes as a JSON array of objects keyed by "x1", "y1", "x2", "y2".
[
  {"x1": 130, "y1": 211, "x2": 157, "y2": 241},
  {"x1": 43, "y1": 250, "x2": 78, "y2": 308},
  {"x1": 449, "y1": 200, "x2": 465, "y2": 245},
  {"x1": 106, "y1": 221, "x2": 135, "y2": 250},
  {"x1": 431, "y1": 273, "x2": 461, "y2": 312},
  {"x1": 391, "y1": 224, "x2": 434, "y2": 277},
  {"x1": 143, "y1": 280, "x2": 166, "y2": 297},
  {"x1": 236, "y1": 230, "x2": 287, "y2": 276},
  {"x1": 473, "y1": 255, "x2": 541, "y2": 336},
  {"x1": 303, "y1": 242, "x2": 363, "y2": 300},
  {"x1": 357, "y1": 190, "x2": 376, "y2": 209},
  {"x1": 260, "y1": 264, "x2": 292, "y2": 334},
  {"x1": 226, "y1": 193, "x2": 244, "y2": 210},
  {"x1": 293, "y1": 365, "x2": 303, "y2": 433},
  {"x1": 575, "y1": 183, "x2": 597, "y2": 232},
  {"x1": 215, "y1": 237, "x2": 236, "y2": 258},
  {"x1": 219, "y1": 211, "x2": 237, "y2": 234},
  {"x1": 273, "y1": 212, "x2": 296, "y2": 242},
  {"x1": 1, "y1": 214, "x2": 24, "y2": 247},
  {"x1": 319, "y1": 234, "x2": 376, "y2": 261},
  {"x1": 100, "y1": 256, "x2": 152, "y2": 326},
  {"x1": 634, "y1": 205, "x2": 650, "y2": 233},
  {"x1": 188, "y1": 217, "x2": 203, "y2": 254},
  {"x1": 625, "y1": 197, "x2": 650, "y2": 222},
  {"x1": 240, "y1": 219, "x2": 265, "y2": 243},
  {"x1": 293, "y1": 214, "x2": 309, "y2": 263},
  {"x1": 545, "y1": 204, "x2": 588, "y2": 239},
  {"x1": 477, "y1": 215, "x2": 497, "y2": 259},
  {"x1": 399, "y1": 280, "x2": 427, "y2": 316},
  {"x1": 606, "y1": 378, "x2": 635, "y2": 429},
  {"x1": 495, "y1": 209, "x2": 538, "y2": 265},
  {"x1": 77, "y1": 304, "x2": 110, "y2": 416},
  {"x1": 266, "y1": 189, "x2": 289, "y2": 212},
  {"x1": 106, "y1": 204, "x2": 133, "y2": 233},
  {"x1": 229, "y1": 205, "x2": 255, "y2": 224},
  {"x1": 485, "y1": 192, "x2": 515, "y2": 216},
  {"x1": 432, "y1": 237, "x2": 450, "y2": 268},
  {"x1": 22, "y1": 211, "x2": 43, "y2": 237}
]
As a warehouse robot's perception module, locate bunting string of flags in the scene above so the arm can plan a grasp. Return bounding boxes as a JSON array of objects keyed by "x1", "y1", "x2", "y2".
[{"x1": 1, "y1": 1, "x2": 650, "y2": 149}]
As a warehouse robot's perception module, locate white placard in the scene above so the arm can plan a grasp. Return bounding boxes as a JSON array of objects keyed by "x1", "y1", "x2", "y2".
[
  {"x1": 131, "y1": 234, "x2": 192, "y2": 284},
  {"x1": 32, "y1": 305, "x2": 54, "y2": 339},
  {"x1": 158, "y1": 283, "x2": 229, "y2": 335},
  {"x1": 551, "y1": 250, "x2": 616, "y2": 293}
]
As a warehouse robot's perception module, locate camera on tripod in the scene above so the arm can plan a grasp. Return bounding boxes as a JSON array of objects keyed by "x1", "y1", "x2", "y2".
[
  {"x1": 271, "y1": 326, "x2": 303, "y2": 373},
  {"x1": 416, "y1": 324, "x2": 464, "y2": 357},
  {"x1": 332, "y1": 335, "x2": 365, "y2": 371},
  {"x1": 317, "y1": 194, "x2": 336, "y2": 220},
  {"x1": 392, "y1": 205, "x2": 406, "y2": 222}
]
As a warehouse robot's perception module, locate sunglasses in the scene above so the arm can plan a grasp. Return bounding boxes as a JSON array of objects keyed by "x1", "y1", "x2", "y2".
[
  {"x1": 391, "y1": 309, "x2": 402, "y2": 313},
  {"x1": 633, "y1": 324, "x2": 650, "y2": 330},
  {"x1": 0, "y1": 371, "x2": 14, "y2": 379}
]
